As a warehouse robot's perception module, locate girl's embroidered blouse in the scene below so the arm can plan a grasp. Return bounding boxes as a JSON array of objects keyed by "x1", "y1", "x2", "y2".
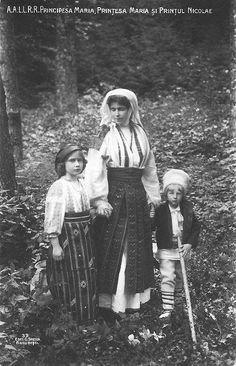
[{"x1": 44, "y1": 178, "x2": 90, "y2": 235}]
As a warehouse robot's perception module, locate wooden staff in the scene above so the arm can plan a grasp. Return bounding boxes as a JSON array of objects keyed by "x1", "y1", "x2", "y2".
[{"x1": 177, "y1": 236, "x2": 197, "y2": 344}]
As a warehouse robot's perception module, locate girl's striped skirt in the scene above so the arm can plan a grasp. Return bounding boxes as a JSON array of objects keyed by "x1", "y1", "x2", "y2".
[{"x1": 46, "y1": 211, "x2": 96, "y2": 323}]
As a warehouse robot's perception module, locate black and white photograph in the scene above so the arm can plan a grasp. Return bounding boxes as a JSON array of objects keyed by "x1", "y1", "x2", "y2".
[{"x1": 0, "y1": 0, "x2": 235, "y2": 365}]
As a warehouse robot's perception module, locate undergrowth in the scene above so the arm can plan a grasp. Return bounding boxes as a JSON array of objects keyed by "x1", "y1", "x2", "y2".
[{"x1": 0, "y1": 89, "x2": 235, "y2": 366}]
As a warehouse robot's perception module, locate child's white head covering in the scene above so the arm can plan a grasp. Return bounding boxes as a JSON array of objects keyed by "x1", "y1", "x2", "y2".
[
  {"x1": 100, "y1": 88, "x2": 143, "y2": 127},
  {"x1": 163, "y1": 169, "x2": 190, "y2": 194}
]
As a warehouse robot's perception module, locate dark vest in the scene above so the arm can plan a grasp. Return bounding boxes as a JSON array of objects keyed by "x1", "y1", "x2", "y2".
[{"x1": 153, "y1": 200, "x2": 200, "y2": 250}]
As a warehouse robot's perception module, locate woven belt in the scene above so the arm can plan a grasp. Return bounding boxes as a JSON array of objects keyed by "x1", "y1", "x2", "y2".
[
  {"x1": 108, "y1": 167, "x2": 143, "y2": 183},
  {"x1": 64, "y1": 211, "x2": 90, "y2": 223}
]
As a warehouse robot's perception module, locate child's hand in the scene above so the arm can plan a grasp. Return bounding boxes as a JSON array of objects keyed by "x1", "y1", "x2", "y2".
[
  {"x1": 179, "y1": 243, "x2": 192, "y2": 258},
  {"x1": 50, "y1": 237, "x2": 64, "y2": 261},
  {"x1": 90, "y1": 207, "x2": 97, "y2": 219},
  {"x1": 149, "y1": 203, "x2": 155, "y2": 219},
  {"x1": 52, "y1": 245, "x2": 64, "y2": 261}
]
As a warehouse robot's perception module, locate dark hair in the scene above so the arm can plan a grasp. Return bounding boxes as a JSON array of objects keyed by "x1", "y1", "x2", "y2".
[
  {"x1": 107, "y1": 95, "x2": 131, "y2": 109},
  {"x1": 55, "y1": 146, "x2": 87, "y2": 178}
]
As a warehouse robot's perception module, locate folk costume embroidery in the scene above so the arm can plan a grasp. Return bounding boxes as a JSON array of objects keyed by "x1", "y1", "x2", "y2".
[
  {"x1": 44, "y1": 178, "x2": 96, "y2": 323},
  {"x1": 85, "y1": 88, "x2": 161, "y2": 313}
]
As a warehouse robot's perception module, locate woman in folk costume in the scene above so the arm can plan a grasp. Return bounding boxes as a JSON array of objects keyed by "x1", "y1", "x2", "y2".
[
  {"x1": 85, "y1": 88, "x2": 161, "y2": 321},
  {"x1": 44, "y1": 145, "x2": 96, "y2": 324}
]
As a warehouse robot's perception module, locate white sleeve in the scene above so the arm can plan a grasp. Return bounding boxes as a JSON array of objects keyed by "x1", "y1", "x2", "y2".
[
  {"x1": 84, "y1": 146, "x2": 109, "y2": 206},
  {"x1": 141, "y1": 150, "x2": 161, "y2": 207},
  {"x1": 44, "y1": 180, "x2": 66, "y2": 235}
]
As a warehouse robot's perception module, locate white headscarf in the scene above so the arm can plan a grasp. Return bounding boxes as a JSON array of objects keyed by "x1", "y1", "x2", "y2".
[{"x1": 100, "y1": 88, "x2": 143, "y2": 127}]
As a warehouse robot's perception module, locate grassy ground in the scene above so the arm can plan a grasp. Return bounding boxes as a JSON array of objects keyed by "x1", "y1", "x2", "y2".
[{"x1": 1, "y1": 89, "x2": 235, "y2": 365}]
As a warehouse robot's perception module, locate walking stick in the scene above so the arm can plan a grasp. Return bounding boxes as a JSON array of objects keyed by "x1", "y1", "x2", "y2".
[{"x1": 177, "y1": 236, "x2": 197, "y2": 344}]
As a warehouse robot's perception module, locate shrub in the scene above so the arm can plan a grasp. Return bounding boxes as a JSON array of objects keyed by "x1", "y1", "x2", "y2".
[{"x1": 0, "y1": 191, "x2": 42, "y2": 267}]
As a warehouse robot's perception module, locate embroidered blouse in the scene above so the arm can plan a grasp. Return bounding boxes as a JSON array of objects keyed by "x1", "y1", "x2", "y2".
[
  {"x1": 85, "y1": 123, "x2": 161, "y2": 206},
  {"x1": 158, "y1": 205, "x2": 184, "y2": 260},
  {"x1": 44, "y1": 177, "x2": 90, "y2": 235}
]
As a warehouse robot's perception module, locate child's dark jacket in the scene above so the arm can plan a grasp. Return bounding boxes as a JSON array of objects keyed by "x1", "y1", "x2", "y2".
[{"x1": 153, "y1": 199, "x2": 201, "y2": 249}]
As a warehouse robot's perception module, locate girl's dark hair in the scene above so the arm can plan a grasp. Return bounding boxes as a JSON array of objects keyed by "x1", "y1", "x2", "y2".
[
  {"x1": 107, "y1": 95, "x2": 131, "y2": 109},
  {"x1": 56, "y1": 162, "x2": 66, "y2": 178},
  {"x1": 55, "y1": 147, "x2": 87, "y2": 178}
]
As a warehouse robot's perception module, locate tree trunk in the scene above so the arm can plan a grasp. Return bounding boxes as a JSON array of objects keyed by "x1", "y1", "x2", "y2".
[
  {"x1": 0, "y1": 3, "x2": 23, "y2": 165},
  {"x1": 231, "y1": 0, "x2": 236, "y2": 138},
  {"x1": 55, "y1": 14, "x2": 78, "y2": 115},
  {"x1": 0, "y1": 75, "x2": 17, "y2": 194}
]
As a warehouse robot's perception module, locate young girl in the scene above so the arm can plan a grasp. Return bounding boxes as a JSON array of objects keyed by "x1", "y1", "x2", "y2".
[
  {"x1": 44, "y1": 145, "x2": 97, "y2": 323},
  {"x1": 152, "y1": 169, "x2": 200, "y2": 323}
]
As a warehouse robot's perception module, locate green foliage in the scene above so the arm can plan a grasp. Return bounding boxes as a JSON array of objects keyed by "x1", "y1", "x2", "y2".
[
  {"x1": 12, "y1": 0, "x2": 230, "y2": 104},
  {"x1": 0, "y1": 192, "x2": 42, "y2": 266},
  {"x1": 145, "y1": 90, "x2": 235, "y2": 365},
  {"x1": 1, "y1": 0, "x2": 233, "y2": 363},
  {"x1": 0, "y1": 266, "x2": 33, "y2": 365},
  {"x1": 76, "y1": 0, "x2": 230, "y2": 98},
  {"x1": 0, "y1": 86, "x2": 233, "y2": 365}
]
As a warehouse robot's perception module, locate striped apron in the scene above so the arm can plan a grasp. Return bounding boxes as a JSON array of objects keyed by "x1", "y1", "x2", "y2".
[{"x1": 95, "y1": 168, "x2": 154, "y2": 294}]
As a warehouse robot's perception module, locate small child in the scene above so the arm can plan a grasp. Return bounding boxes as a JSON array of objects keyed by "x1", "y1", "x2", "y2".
[
  {"x1": 44, "y1": 145, "x2": 97, "y2": 324},
  {"x1": 153, "y1": 169, "x2": 200, "y2": 322}
]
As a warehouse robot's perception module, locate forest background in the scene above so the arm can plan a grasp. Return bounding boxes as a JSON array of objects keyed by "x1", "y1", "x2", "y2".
[{"x1": 0, "y1": 0, "x2": 235, "y2": 365}]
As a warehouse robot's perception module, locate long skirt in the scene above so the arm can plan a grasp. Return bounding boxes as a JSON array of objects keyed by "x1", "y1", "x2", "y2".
[
  {"x1": 94, "y1": 167, "x2": 154, "y2": 295},
  {"x1": 46, "y1": 211, "x2": 96, "y2": 323}
]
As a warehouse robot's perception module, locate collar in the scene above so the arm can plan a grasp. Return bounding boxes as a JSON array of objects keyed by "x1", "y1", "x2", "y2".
[{"x1": 168, "y1": 205, "x2": 181, "y2": 213}]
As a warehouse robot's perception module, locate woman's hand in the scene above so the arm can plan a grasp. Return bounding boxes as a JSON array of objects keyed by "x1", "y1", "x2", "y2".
[
  {"x1": 96, "y1": 202, "x2": 113, "y2": 218},
  {"x1": 179, "y1": 243, "x2": 192, "y2": 258}
]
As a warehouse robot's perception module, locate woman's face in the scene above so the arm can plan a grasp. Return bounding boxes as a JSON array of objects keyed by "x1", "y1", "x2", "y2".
[{"x1": 109, "y1": 102, "x2": 130, "y2": 127}]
